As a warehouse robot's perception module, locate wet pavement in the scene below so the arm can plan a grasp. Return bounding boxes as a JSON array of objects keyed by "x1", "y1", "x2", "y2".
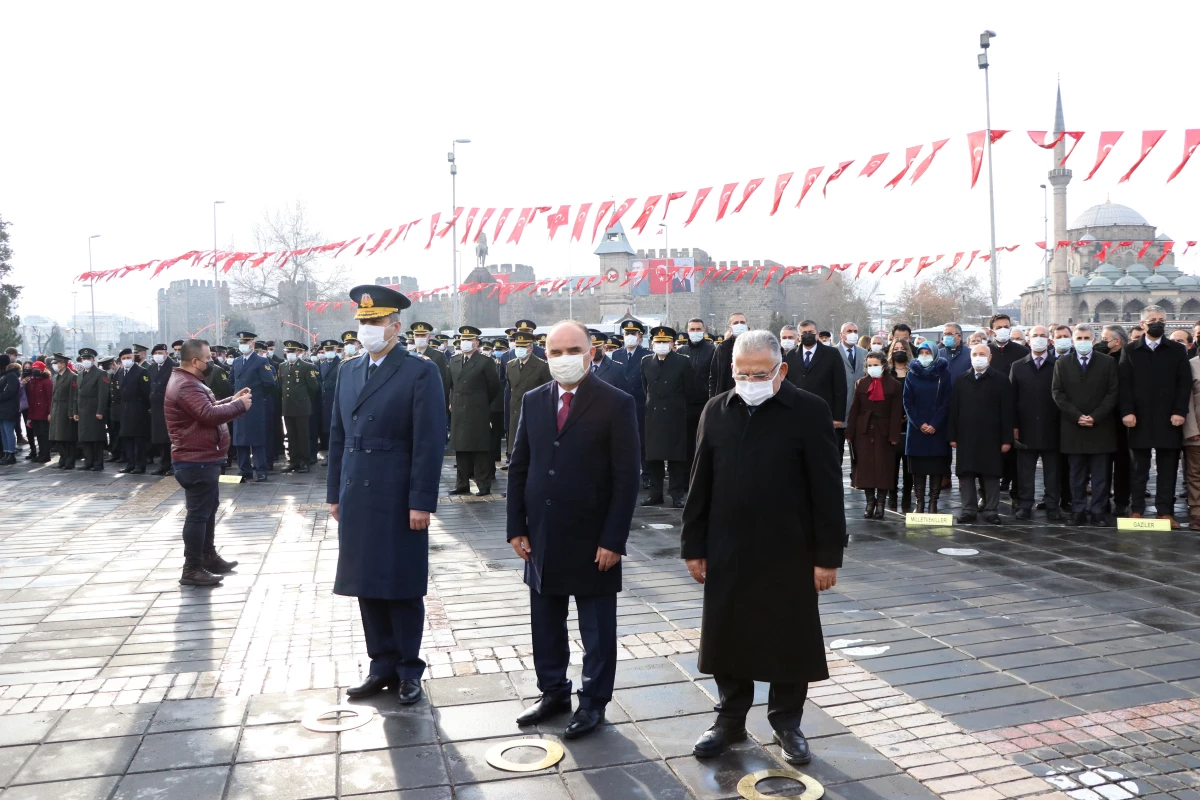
[{"x1": 0, "y1": 451, "x2": 1198, "y2": 799}]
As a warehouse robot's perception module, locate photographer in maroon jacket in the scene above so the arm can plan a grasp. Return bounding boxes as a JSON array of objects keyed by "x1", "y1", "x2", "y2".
[{"x1": 165, "y1": 339, "x2": 252, "y2": 586}]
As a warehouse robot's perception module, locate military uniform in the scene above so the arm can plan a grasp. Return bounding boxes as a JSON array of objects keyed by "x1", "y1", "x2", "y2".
[
  {"x1": 279, "y1": 341, "x2": 319, "y2": 472},
  {"x1": 448, "y1": 326, "x2": 500, "y2": 495},
  {"x1": 641, "y1": 327, "x2": 696, "y2": 506},
  {"x1": 48, "y1": 355, "x2": 78, "y2": 469},
  {"x1": 504, "y1": 332, "x2": 551, "y2": 457},
  {"x1": 229, "y1": 333, "x2": 276, "y2": 480},
  {"x1": 488, "y1": 338, "x2": 508, "y2": 468},
  {"x1": 318, "y1": 340, "x2": 341, "y2": 452},
  {"x1": 409, "y1": 322, "x2": 450, "y2": 415},
  {"x1": 610, "y1": 320, "x2": 652, "y2": 486},
  {"x1": 117, "y1": 350, "x2": 152, "y2": 472},
  {"x1": 205, "y1": 347, "x2": 233, "y2": 399},
  {"x1": 100, "y1": 357, "x2": 121, "y2": 459},
  {"x1": 70, "y1": 349, "x2": 111, "y2": 471},
  {"x1": 147, "y1": 344, "x2": 175, "y2": 474}
]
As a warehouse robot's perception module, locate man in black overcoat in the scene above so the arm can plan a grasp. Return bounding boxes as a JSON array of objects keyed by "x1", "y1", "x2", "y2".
[
  {"x1": 989, "y1": 313, "x2": 1030, "y2": 500},
  {"x1": 676, "y1": 318, "x2": 715, "y2": 462},
  {"x1": 147, "y1": 343, "x2": 175, "y2": 475},
  {"x1": 1118, "y1": 306, "x2": 1192, "y2": 527},
  {"x1": 947, "y1": 344, "x2": 1014, "y2": 524},
  {"x1": 117, "y1": 348, "x2": 152, "y2": 474},
  {"x1": 784, "y1": 319, "x2": 847, "y2": 427},
  {"x1": 641, "y1": 326, "x2": 695, "y2": 507},
  {"x1": 1009, "y1": 325, "x2": 1061, "y2": 521},
  {"x1": 681, "y1": 331, "x2": 845, "y2": 766}
]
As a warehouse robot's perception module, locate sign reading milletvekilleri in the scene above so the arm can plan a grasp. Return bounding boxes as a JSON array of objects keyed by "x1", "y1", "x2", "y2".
[
  {"x1": 905, "y1": 513, "x2": 954, "y2": 527},
  {"x1": 1117, "y1": 517, "x2": 1172, "y2": 531}
]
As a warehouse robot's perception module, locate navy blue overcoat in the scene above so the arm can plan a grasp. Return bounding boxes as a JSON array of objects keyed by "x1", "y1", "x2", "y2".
[
  {"x1": 902, "y1": 357, "x2": 953, "y2": 458},
  {"x1": 229, "y1": 352, "x2": 275, "y2": 447}
]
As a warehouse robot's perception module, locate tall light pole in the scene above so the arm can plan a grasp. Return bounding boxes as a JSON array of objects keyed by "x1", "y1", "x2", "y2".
[
  {"x1": 659, "y1": 223, "x2": 670, "y2": 325},
  {"x1": 213, "y1": 201, "x2": 225, "y2": 343},
  {"x1": 449, "y1": 139, "x2": 470, "y2": 327},
  {"x1": 71, "y1": 292, "x2": 78, "y2": 352},
  {"x1": 87, "y1": 234, "x2": 100, "y2": 347},
  {"x1": 979, "y1": 30, "x2": 999, "y2": 317},
  {"x1": 1041, "y1": 184, "x2": 1049, "y2": 324}
]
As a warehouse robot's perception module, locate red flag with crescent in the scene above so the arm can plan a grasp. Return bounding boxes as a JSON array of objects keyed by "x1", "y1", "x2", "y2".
[
  {"x1": 859, "y1": 153, "x2": 888, "y2": 178},
  {"x1": 437, "y1": 207, "x2": 463, "y2": 238},
  {"x1": 493, "y1": 208, "x2": 513, "y2": 242},
  {"x1": 1137, "y1": 240, "x2": 1153, "y2": 259},
  {"x1": 715, "y1": 183, "x2": 738, "y2": 221},
  {"x1": 571, "y1": 203, "x2": 591, "y2": 242},
  {"x1": 630, "y1": 196, "x2": 662, "y2": 234},
  {"x1": 795, "y1": 167, "x2": 823, "y2": 208},
  {"x1": 1168, "y1": 130, "x2": 1200, "y2": 183},
  {"x1": 367, "y1": 229, "x2": 392, "y2": 256},
  {"x1": 506, "y1": 208, "x2": 533, "y2": 244},
  {"x1": 1119, "y1": 130, "x2": 1166, "y2": 183},
  {"x1": 1154, "y1": 241, "x2": 1175, "y2": 267},
  {"x1": 868, "y1": 260, "x2": 884, "y2": 274},
  {"x1": 683, "y1": 188, "x2": 711, "y2": 227},
  {"x1": 1084, "y1": 132, "x2": 1124, "y2": 180},
  {"x1": 964, "y1": 250, "x2": 981, "y2": 270},
  {"x1": 948, "y1": 252, "x2": 965, "y2": 271},
  {"x1": 474, "y1": 209, "x2": 494, "y2": 241},
  {"x1": 823, "y1": 161, "x2": 854, "y2": 197},
  {"x1": 885, "y1": 146, "x2": 922, "y2": 188},
  {"x1": 733, "y1": 179, "x2": 764, "y2": 213},
  {"x1": 885, "y1": 259, "x2": 900, "y2": 275},
  {"x1": 460, "y1": 208, "x2": 480, "y2": 244},
  {"x1": 1095, "y1": 241, "x2": 1112, "y2": 262},
  {"x1": 385, "y1": 225, "x2": 408, "y2": 250},
  {"x1": 855, "y1": 261, "x2": 869, "y2": 279},
  {"x1": 424, "y1": 216, "x2": 441, "y2": 250},
  {"x1": 915, "y1": 255, "x2": 943, "y2": 277},
  {"x1": 662, "y1": 191, "x2": 687, "y2": 220},
  {"x1": 770, "y1": 173, "x2": 793, "y2": 215},
  {"x1": 967, "y1": 131, "x2": 987, "y2": 188},
  {"x1": 1182, "y1": 241, "x2": 1197, "y2": 254},
  {"x1": 592, "y1": 201, "x2": 615, "y2": 242},
  {"x1": 547, "y1": 205, "x2": 571, "y2": 240},
  {"x1": 607, "y1": 197, "x2": 637, "y2": 230},
  {"x1": 335, "y1": 238, "x2": 360, "y2": 258},
  {"x1": 910, "y1": 139, "x2": 950, "y2": 184}
]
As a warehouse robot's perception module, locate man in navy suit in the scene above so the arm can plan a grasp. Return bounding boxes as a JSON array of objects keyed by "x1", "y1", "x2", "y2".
[
  {"x1": 328, "y1": 285, "x2": 448, "y2": 702},
  {"x1": 610, "y1": 319, "x2": 652, "y2": 487},
  {"x1": 507, "y1": 320, "x2": 640, "y2": 739},
  {"x1": 228, "y1": 331, "x2": 275, "y2": 482}
]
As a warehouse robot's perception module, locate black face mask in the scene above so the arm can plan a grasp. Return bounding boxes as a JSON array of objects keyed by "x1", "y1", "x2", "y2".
[
  {"x1": 1146, "y1": 321, "x2": 1166, "y2": 338},
  {"x1": 1093, "y1": 339, "x2": 1110, "y2": 355},
  {"x1": 198, "y1": 361, "x2": 214, "y2": 378},
  {"x1": 800, "y1": 332, "x2": 817, "y2": 347},
  {"x1": 893, "y1": 352, "x2": 909, "y2": 364}
]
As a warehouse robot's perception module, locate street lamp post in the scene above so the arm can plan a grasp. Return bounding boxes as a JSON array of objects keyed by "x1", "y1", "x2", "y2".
[
  {"x1": 213, "y1": 201, "x2": 224, "y2": 343},
  {"x1": 659, "y1": 223, "x2": 669, "y2": 325},
  {"x1": 449, "y1": 139, "x2": 470, "y2": 328},
  {"x1": 71, "y1": 292, "x2": 78, "y2": 352},
  {"x1": 979, "y1": 30, "x2": 999, "y2": 317},
  {"x1": 87, "y1": 234, "x2": 100, "y2": 347},
  {"x1": 1041, "y1": 184, "x2": 1049, "y2": 325}
]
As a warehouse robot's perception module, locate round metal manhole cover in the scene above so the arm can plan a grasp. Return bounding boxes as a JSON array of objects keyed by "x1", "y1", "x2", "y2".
[
  {"x1": 300, "y1": 705, "x2": 373, "y2": 733},
  {"x1": 484, "y1": 739, "x2": 565, "y2": 772},
  {"x1": 737, "y1": 768, "x2": 824, "y2": 799},
  {"x1": 938, "y1": 548, "x2": 980, "y2": 556}
]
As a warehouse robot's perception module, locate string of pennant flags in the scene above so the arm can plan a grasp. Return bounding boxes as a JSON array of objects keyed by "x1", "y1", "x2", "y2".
[
  {"x1": 292, "y1": 237, "x2": 1200, "y2": 313},
  {"x1": 76, "y1": 128, "x2": 1200, "y2": 285}
]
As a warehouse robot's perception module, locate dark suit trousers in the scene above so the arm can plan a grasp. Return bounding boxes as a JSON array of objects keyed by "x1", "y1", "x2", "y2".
[
  {"x1": 236, "y1": 446, "x2": 269, "y2": 477},
  {"x1": 1110, "y1": 424, "x2": 1130, "y2": 508},
  {"x1": 456, "y1": 451, "x2": 492, "y2": 492},
  {"x1": 649, "y1": 460, "x2": 687, "y2": 500},
  {"x1": 283, "y1": 416, "x2": 310, "y2": 467},
  {"x1": 715, "y1": 675, "x2": 808, "y2": 732},
  {"x1": 121, "y1": 436, "x2": 147, "y2": 468},
  {"x1": 1001, "y1": 448, "x2": 1018, "y2": 492},
  {"x1": 1131, "y1": 448, "x2": 1181, "y2": 516},
  {"x1": 358, "y1": 597, "x2": 426, "y2": 681},
  {"x1": 686, "y1": 405, "x2": 704, "y2": 464},
  {"x1": 529, "y1": 589, "x2": 617, "y2": 711},
  {"x1": 489, "y1": 411, "x2": 504, "y2": 466},
  {"x1": 1069, "y1": 454, "x2": 1110, "y2": 515},
  {"x1": 79, "y1": 442, "x2": 104, "y2": 469},
  {"x1": 959, "y1": 473, "x2": 999, "y2": 514},
  {"x1": 1016, "y1": 450, "x2": 1059, "y2": 511},
  {"x1": 55, "y1": 440, "x2": 76, "y2": 467}
]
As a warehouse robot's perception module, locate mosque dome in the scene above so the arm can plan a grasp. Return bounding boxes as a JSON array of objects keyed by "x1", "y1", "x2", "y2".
[
  {"x1": 1084, "y1": 275, "x2": 1112, "y2": 288},
  {"x1": 1079, "y1": 234, "x2": 1096, "y2": 243},
  {"x1": 1114, "y1": 275, "x2": 1142, "y2": 287},
  {"x1": 1175, "y1": 275, "x2": 1199, "y2": 288},
  {"x1": 1127, "y1": 263, "x2": 1152, "y2": 278},
  {"x1": 1094, "y1": 262, "x2": 1122, "y2": 277},
  {"x1": 1071, "y1": 202, "x2": 1149, "y2": 229},
  {"x1": 1142, "y1": 273, "x2": 1169, "y2": 287},
  {"x1": 1071, "y1": 275, "x2": 1089, "y2": 288}
]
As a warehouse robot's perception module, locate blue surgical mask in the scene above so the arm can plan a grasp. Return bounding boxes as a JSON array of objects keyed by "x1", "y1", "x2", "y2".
[
  {"x1": 1074, "y1": 340, "x2": 1094, "y2": 356},
  {"x1": 918, "y1": 354, "x2": 934, "y2": 368},
  {"x1": 942, "y1": 335, "x2": 956, "y2": 349}
]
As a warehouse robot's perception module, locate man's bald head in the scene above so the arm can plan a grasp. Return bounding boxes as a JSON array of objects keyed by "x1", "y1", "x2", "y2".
[{"x1": 546, "y1": 320, "x2": 592, "y2": 357}]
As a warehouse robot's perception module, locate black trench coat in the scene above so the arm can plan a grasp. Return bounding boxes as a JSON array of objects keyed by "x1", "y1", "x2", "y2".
[
  {"x1": 946, "y1": 368, "x2": 1014, "y2": 476},
  {"x1": 1118, "y1": 337, "x2": 1192, "y2": 450},
  {"x1": 118, "y1": 364, "x2": 152, "y2": 438},
  {"x1": 641, "y1": 351, "x2": 695, "y2": 463},
  {"x1": 49, "y1": 370, "x2": 78, "y2": 443},
  {"x1": 448, "y1": 351, "x2": 500, "y2": 452},
  {"x1": 71, "y1": 367, "x2": 111, "y2": 443},
  {"x1": 1009, "y1": 353, "x2": 1059, "y2": 451},
  {"x1": 681, "y1": 381, "x2": 847, "y2": 684},
  {"x1": 147, "y1": 360, "x2": 173, "y2": 445}
]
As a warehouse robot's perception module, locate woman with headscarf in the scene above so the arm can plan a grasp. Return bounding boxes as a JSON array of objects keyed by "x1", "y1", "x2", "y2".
[
  {"x1": 903, "y1": 341, "x2": 953, "y2": 513},
  {"x1": 846, "y1": 351, "x2": 903, "y2": 518},
  {"x1": 887, "y1": 339, "x2": 916, "y2": 511}
]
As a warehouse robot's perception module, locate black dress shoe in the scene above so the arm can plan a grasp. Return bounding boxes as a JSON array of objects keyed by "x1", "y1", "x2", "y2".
[
  {"x1": 1014, "y1": 508, "x2": 1031, "y2": 520},
  {"x1": 346, "y1": 674, "x2": 393, "y2": 698},
  {"x1": 1090, "y1": 512, "x2": 1109, "y2": 527},
  {"x1": 563, "y1": 707, "x2": 604, "y2": 739},
  {"x1": 448, "y1": 487, "x2": 471, "y2": 495},
  {"x1": 130, "y1": 467, "x2": 145, "y2": 475},
  {"x1": 91, "y1": 464, "x2": 104, "y2": 472},
  {"x1": 203, "y1": 552, "x2": 239, "y2": 573},
  {"x1": 985, "y1": 514, "x2": 1002, "y2": 525},
  {"x1": 1115, "y1": 504, "x2": 1131, "y2": 516},
  {"x1": 692, "y1": 723, "x2": 747, "y2": 758},
  {"x1": 119, "y1": 466, "x2": 134, "y2": 474},
  {"x1": 296, "y1": 465, "x2": 309, "y2": 474},
  {"x1": 1046, "y1": 510, "x2": 1064, "y2": 522},
  {"x1": 253, "y1": 474, "x2": 268, "y2": 482},
  {"x1": 672, "y1": 497, "x2": 686, "y2": 509},
  {"x1": 516, "y1": 694, "x2": 572, "y2": 725},
  {"x1": 1071, "y1": 511, "x2": 1088, "y2": 525},
  {"x1": 640, "y1": 496, "x2": 664, "y2": 507},
  {"x1": 773, "y1": 728, "x2": 811, "y2": 765},
  {"x1": 397, "y1": 679, "x2": 422, "y2": 705},
  {"x1": 1035, "y1": 501, "x2": 1047, "y2": 510},
  {"x1": 179, "y1": 566, "x2": 223, "y2": 586},
  {"x1": 151, "y1": 467, "x2": 169, "y2": 476},
  {"x1": 475, "y1": 489, "x2": 491, "y2": 496},
  {"x1": 955, "y1": 513, "x2": 978, "y2": 524}
]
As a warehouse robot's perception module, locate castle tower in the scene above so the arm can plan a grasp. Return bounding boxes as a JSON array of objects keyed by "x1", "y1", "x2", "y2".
[
  {"x1": 1046, "y1": 83, "x2": 1074, "y2": 325},
  {"x1": 594, "y1": 221, "x2": 635, "y2": 318}
]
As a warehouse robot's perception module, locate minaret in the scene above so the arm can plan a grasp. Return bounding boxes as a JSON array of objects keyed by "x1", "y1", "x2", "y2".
[{"x1": 1046, "y1": 83, "x2": 1074, "y2": 325}]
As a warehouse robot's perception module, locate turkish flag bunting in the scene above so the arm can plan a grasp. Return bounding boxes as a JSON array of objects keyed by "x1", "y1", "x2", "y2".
[
  {"x1": 1167, "y1": 129, "x2": 1200, "y2": 183},
  {"x1": 506, "y1": 208, "x2": 533, "y2": 244},
  {"x1": 475, "y1": 209, "x2": 495, "y2": 241},
  {"x1": 947, "y1": 252, "x2": 965, "y2": 271},
  {"x1": 385, "y1": 225, "x2": 408, "y2": 251},
  {"x1": 1056, "y1": 240, "x2": 1072, "y2": 250},
  {"x1": 859, "y1": 153, "x2": 888, "y2": 178},
  {"x1": 437, "y1": 207, "x2": 463, "y2": 238},
  {"x1": 493, "y1": 208, "x2": 513, "y2": 242},
  {"x1": 1059, "y1": 132, "x2": 1085, "y2": 166},
  {"x1": 1095, "y1": 241, "x2": 1112, "y2": 262},
  {"x1": 631, "y1": 196, "x2": 662, "y2": 234},
  {"x1": 607, "y1": 197, "x2": 637, "y2": 230},
  {"x1": 868, "y1": 260, "x2": 884, "y2": 273},
  {"x1": 547, "y1": 205, "x2": 572, "y2": 240},
  {"x1": 1084, "y1": 132, "x2": 1124, "y2": 180},
  {"x1": 763, "y1": 266, "x2": 779, "y2": 285},
  {"x1": 1119, "y1": 130, "x2": 1166, "y2": 183},
  {"x1": 885, "y1": 146, "x2": 922, "y2": 188},
  {"x1": 404, "y1": 220, "x2": 420, "y2": 240},
  {"x1": 662, "y1": 191, "x2": 687, "y2": 220},
  {"x1": 354, "y1": 236, "x2": 374, "y2": 257},
  {"x1": 770, "y1": 173, "x2": 793, "y2": 215},
  {"x1": 968, "y1": 131, "x2": 1008, "y2": 189},
  {"x1": 527, "y1": 207, "x2": 552, "y2": 235},
  {"x1": 915, "y1": 255, "x2": 943, "y2": 277},
  {"x1": 460, "y1": 208, "x2": 480, "y2": 244},
  {"x1": 367, "y1": 230, "x2": 392, "y2": 256},
  {"x1": 1000, "y1": 244, "x2": 1020, "y2": 252},
  {"x1": 1028, "y1": 131, "x2": 1063, "y2": 148},
  {"x1": 885, "y1": 259, "x2": 900, "y2": 275},
  {"x1": 1182, "y1": 241, "x2": 1198, "y2": 254},
  {"x1": 980, "y1": 254, "x2": 992, "y2": 262},
  {"x1": 778, "y1": 267, "x2": 805, "y2": 284},
  {"x1": 592, "y1": 201, "x2": 615, "y2": 242},
  {"x1": 424, "y1": 215, "x2": 441, "y2": 250},
  {"x1": 795, "y1": 167, "x2": 823, "y2": 208},
  {"x1": 1137, "y1": 240, "x2": 1153, "y2": 259},
  {"x1": 855, "y1": 262, "x2": 869, "y2": 279},
  {"x1": 733, "y1": 179, "x2": 764, "y2": 213},
  {"x1": 715, "y1": 183, "x2": 738, "y2": 221},
  {"x1": 1116, "y1": 241, "x2": 1134, "y2": 250},
  {"x1": 1035, "y1": 241, "x2": 1047, "y2": 250},
  {"x1": 684, "y1": 188, "x2": 711, "y2": 227},
  {"x1": 571, "y1": 203, "x2": 591, "y2": 242},
  {"x1": 896, "y1": 257, "x2": 913, "y2": 273},
  {"x1": 823, "y1": 161, "x2": 854, "y2": 197},
  {"x1": 964, "y1": 250, "x2": 981, "y2": 270},
  {"x1": 910, "y1": 139, "x2": 950, "y2": 184},
  {"x1": 1154, "y1": 241, "x2": 1175, "y2": 268},
  {"x1": 334, "y1": 238, "x2": 360, "y2": 258}
]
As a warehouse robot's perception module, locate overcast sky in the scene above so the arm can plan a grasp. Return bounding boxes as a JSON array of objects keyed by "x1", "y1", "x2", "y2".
[{"x1": 4, "y1": 0, "x2": 1197, "y2": 327}]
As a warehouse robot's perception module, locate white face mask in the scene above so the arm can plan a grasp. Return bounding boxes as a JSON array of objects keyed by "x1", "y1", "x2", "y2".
[
  {"x1": 605, "y1": 350, "x2": 614, "y2": 359},
  {"x1": 414, "y1": 336, "x2": 428, "y2": 349},
  {"x1": 844, "y1": 333, "x2": 858, "y2": 346},
  {"x1": 734, "y1": 365, "x2": 780, "y2": 407},
  {"x1": 548, "y1": 353, "x2": 588, "y2": 385},
  {"x1": 406, "y1": 343, "x2": 417, "y2": 352},
  {"x1": 267, "y1": 349, "x2": 276, "y2": 357},
  {"x1": 870, "y1": 343, "x2": 884, "y2": 352},
  {"x1": 624, "y1": 334, "x2": 639, "y2": 347},
  {"x1": 1074, "y1": 339, "x2": 1094, "y2": 356},
  {"x1": 344, "y1": 344, "x2": 357, "y2": 356},
  {"x1": 994, "y1": 328, "x2": 1011, "y2": 343},
  {"x1": 80, "y1": 360, "x2": 93, "y2": 370},
  {"x1": 780, "y1": 338, "x2": 796, "y2": 351},
  {"x1": 730, "y1": 323, "x2": 748, "y2": 336},
  {"x1": 51, "y1": 363, "x2": 60, "y2": 373},
  {"x1": 460, "y1": 340, "x2": 475, "y2": 353},
  {"x1": 971, "y1": 355, "x2": 990, "y2": 371},
  {"x1": 286, "y1": 353, "x2": 298, "y2": 363},
  {"x1": 1030, "y1": 336, "x2": 1049, "y2": 353},
  {"x1": 239, "y1": 343, "x2": 251, "y2": 354},
  {"x1": 152, "y1": 353, "x2": 165, "y2": 364},
  {"x1": 688, "y1": 331, "x2": 705, "y2": 343},
  {"x1": 514, "y1": 346, "x2": 529, "y2": 359},
  {"x1": 1054, "y1": 338, "x2": 1073, "y2": 354},
  {"x1": 653, "y1": 343, "x2": 671, "y2": 355},
  {"x1": 357, "y1": 323, "x2": 396, "y2": 355},
  {"x1": 121, "y1": 358, "x2": 133, "y2": 368},
  {"x1": 917, "y1": 354, "x2": 934, "y2": 367},
  {"x1": 867, "y1": 365, "x2": 884, "y2": 378}
]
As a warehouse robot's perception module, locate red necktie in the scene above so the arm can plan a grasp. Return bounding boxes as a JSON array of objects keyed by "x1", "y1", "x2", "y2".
[{"x1": 557, "y1": 391, "x2": 573, "y2": 432}]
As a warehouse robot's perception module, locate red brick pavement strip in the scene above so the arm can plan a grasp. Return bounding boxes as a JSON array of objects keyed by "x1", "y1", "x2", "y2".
[{"x1": 973, "y1": 698, "x2": 1200, "y2": 749}]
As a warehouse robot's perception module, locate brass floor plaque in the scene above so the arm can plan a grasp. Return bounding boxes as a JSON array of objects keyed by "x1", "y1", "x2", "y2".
[
  {"x1": 737, "y1": 768, "x2": 824, "y2": 799},
  {"x1": 484, "y1": 739, "x2": 565, "y2": 773},
  {"x1": 300, "y1": 704, "x2": 373, "y2": 733}
]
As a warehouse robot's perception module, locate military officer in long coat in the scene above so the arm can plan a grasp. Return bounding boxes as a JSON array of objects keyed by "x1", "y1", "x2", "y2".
[
  {"x1": 641, "y1": 326, "x2": 696, "y2": 507},
  {"x1": 589, "y1": 330, "x2": 620, "y2": 388},
  {"x1": 147, "y1": 343, "x2": 175, "y2": 475},
  {"x1": 279, "y1": 340, "x2": 319, "y2": 473},
  {"x1": 100, "y1": 357, "x2": 121, "y2": 460},
  {"x1": 500, "y1": 319, "x2": 544, "y2": 433},
  {"x1": 318, "y1": 340, "x2": 341, "y2": 453},
  {"x1": 70, "y1": 348, "x2": 111, "y2": 471},
  {"x1": 328, "y1": 285, "x2": 447, "y2": 703},
  {"x1": 48, "y1": 354, "x2": 78, "y2": 469},
  {"x1": 229, "y1": 332, "x2": 275, "y2": 482},
  {"x1": 341, "y1": 331, "x2": 361, "y2": 361},
  {"x1": 610, "y1": 320, "x2": 652, "y2": 488},
  {"x1": 205, "y1": 346, "x2": 233, "y2": 399},
  {"x1": 488, "y1": 338, "x2": 508, "y2": 470},
  {"x1": 448, "y1": 325, "x2": 500, "y2": 495},
  {"x1": 410, "y1": 322, "x2": 450, "y2": 413},
  {"x1": 505, "y1": 331, "x2": 552, "y2": 457},
  {"x1": 116, "y1": 348, "x2": 152, "y2": 473}
]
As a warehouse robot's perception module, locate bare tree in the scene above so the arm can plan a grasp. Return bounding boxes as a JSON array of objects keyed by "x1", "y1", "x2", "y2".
[{"x1": 892, "y1": 271, "x2": 990, "y2": 330}]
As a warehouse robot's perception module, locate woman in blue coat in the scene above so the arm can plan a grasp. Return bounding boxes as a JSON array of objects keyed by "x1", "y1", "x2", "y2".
[{"x1": 903, "y1": 341, "x2": 952, "y2": 513}]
